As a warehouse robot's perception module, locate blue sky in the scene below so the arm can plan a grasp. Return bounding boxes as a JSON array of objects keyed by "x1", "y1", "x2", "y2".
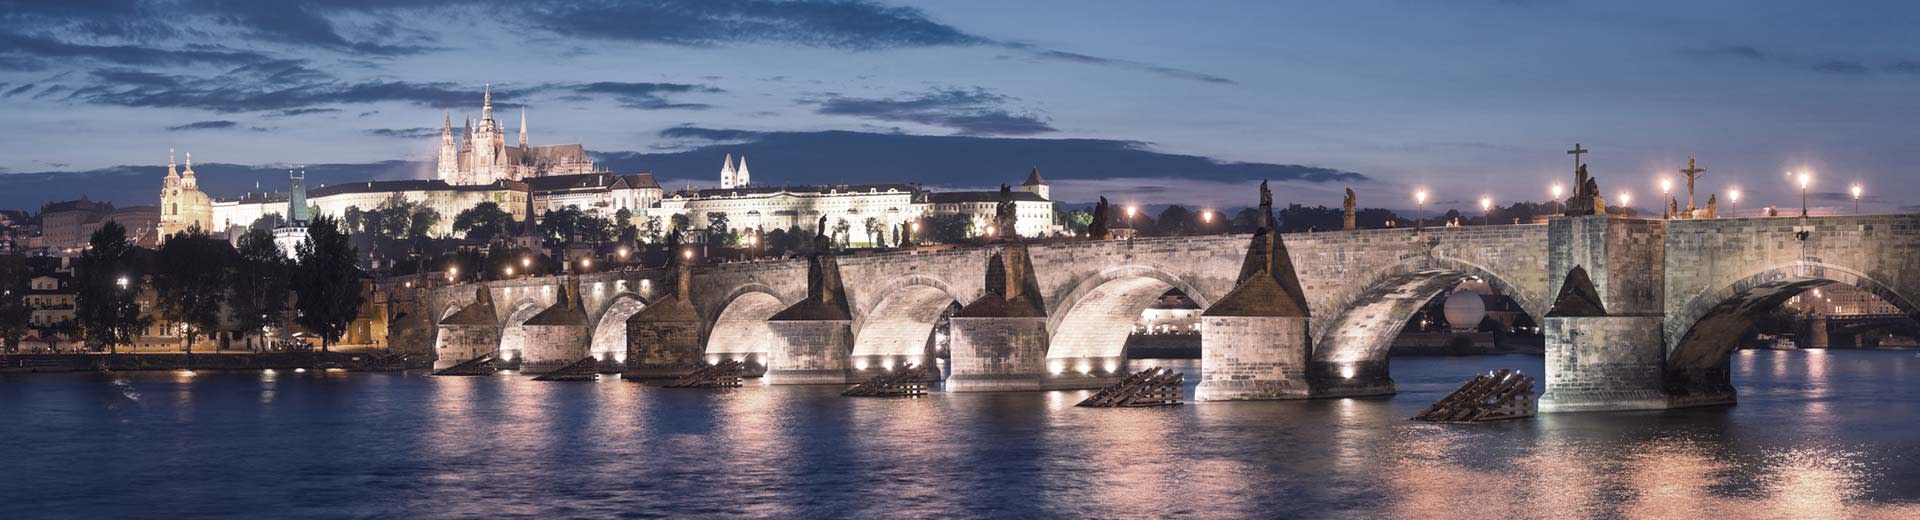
[{"x1": 2, "y1": 0, "x2": 1916, "y2": 213}]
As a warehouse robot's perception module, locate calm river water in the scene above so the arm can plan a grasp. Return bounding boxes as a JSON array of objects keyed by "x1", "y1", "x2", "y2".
[{"x1": 3, "y1": 349, "x2": 1917, "y2": 519}]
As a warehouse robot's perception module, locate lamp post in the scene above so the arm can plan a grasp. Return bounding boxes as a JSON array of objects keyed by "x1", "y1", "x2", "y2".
[
  {"x1": 1659, "y1": 178, "x2": 1673, "y2": 218},
  {"x1": 1797, "y1": 172, "x2": 1811, "y2": 217},
  {"x1": 1851, "y1": 183, "x2": 1862, "y2": 214},
  {"x1": 448, "y1": 266, "x2": 459, "y2": 283},
  {"x1": 1619, "y1": 192, "x2": 1631, "y2": 213},
  {"x1": 1414, "y1": 190, "x2": 1427, "y2": 230},
  {"x1": 1729, "y1": 189, "x2": 1740, "y2": 218},
  {"x1": 1550, "y1": 183, "x2": 1564, "y2": 214},
  {"x1": 1479, "y1": 196, "x2": 1492, "y2": 226}
]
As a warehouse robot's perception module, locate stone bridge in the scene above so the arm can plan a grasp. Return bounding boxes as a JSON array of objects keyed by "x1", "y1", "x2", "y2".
[{"x1": 409, "y1": 212, "x2": 1920, "y2": 411}]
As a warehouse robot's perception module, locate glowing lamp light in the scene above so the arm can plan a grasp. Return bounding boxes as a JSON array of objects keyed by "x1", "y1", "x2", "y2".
[
  {"x1": 116, "y1": 276, "x2": 129, "y2": 288},
  {"x1": 1619, "y1": 192, "x2": 1631, "y2": 207},
  {"x1": 581, "y1": 258, "x2": 592, "y2": 269},
  {"x1": 521, "y1": 257, "x2": 532, "y2": 268},
  {"x1": 1049, "y1": 363, "x2": 1064, "y2": 375},
  {"x1": 682, "y1": 249, "x2": 694, "y2": 260},
  {"x1": 617, "y1": 247, "x2": 629, "y2": 259},
  {"x1": 1479, "y1": 196, "x2": 1492, "y2": 212},
  {"x1": 881, "y1": 359, "x2": 894, "y2": 370},
  {"x1": 294, "y1": 368, "x2": 307, "y2": 373},
  {"x1": 448, "y1": 266, "x2": 459, "y2": 281},
  {"x1": 708, "y1": 356, "x2": 719, "y2": 365},
  {"x1": 1730, "y1": 189, "x2": 1740, "y2": 203},
  {"x1": 1660, "y1": 178, "x2": 1672, "y2": 194},
  {"x1": 1798, "y1": 172, "x2": 1811, "y2": 190},
  {"x1": 1125, "y1": 206, "x2": 1137, "y2": 218},
  {"x1": 1339, "y1": 365, "x2": 1356, "y2": 379},
  {"x1": 1415, "y1": 190, "x2": 1427, "y2": 204},
  {"x1": 1851, "y1": 184, "x2": 1863, "y2": 199},
  {"x1": 504, "y1": 266, "x2": 515, "y2": 276},
  {"x1": 855, "y1": 360, "x2": 870, "y2": 370},
  {"x1": 1202, "y1": 211, "x2": 1214, "y2": 223},
  {"x1": 1550, "y1": 184, "x2": 1564, "y2": 199}
]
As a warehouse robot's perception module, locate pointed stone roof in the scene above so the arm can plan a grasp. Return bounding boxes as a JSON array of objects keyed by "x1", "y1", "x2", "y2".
[
  {"x1": 770, "y1": 248, "x2": 851, "y2": 321},
  {"x1": 1022, "y1": 167, "x2": 1047, "y2": 186},
  {"x1": 439, "y1": 287, "x2": 498, "y2": 326},
  {"x1": 523, "y1": 277, "x2": 587, "y2": 326},
  {"x1": 956, "y1": 244, "x2": 1046, "y2": 318},
  {"x1": 1204, "y1": 182, "x2": 1309, "y2": 317},
  {"x1": 1546, "y1": 265, "x2": 1608, "y2": 317}
]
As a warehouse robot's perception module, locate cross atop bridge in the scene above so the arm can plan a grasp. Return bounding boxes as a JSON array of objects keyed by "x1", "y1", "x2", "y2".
[
  {"x1": 1680, "y1": 156, "x2": 1707, "y2": 211},
  {"x1": 1567, "y1": 143, "x2": 1589, "y2": 170}
]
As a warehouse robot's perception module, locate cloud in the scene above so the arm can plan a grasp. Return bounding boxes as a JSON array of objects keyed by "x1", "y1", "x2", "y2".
[
  {"x1": 1015, "y1": 46, "x2": 1236, "y2": 85},
  {"x1": 518, "y1": 0, "x2": 983, "y2": 50},
  {"x1": 166, "y1": 120, "x2": 238, "y2": 131},
  {"x1": 618, "y1": 127, "x2": 1363, "y2": 196},
  {"x1": 1885, "y1": 61, "x2": 1920, "y2": 75},
  {"x1": 811, "y1": 87, "x2": 1056, "y2": 136},
  {"x1": 365, "y1": 127, "x2": 441, "y2": 139},
  {"x1": 1682, "y1": 45, "x2": 1773, "y2": 61},
  {"x1": 274, "y1": 107, "x2": 342, "y2": 117},
  {"x1": 567, "y1": 82, "x2": 720, "y2": 110},
  {"x1": 0, "y1": 31, "x2": 274, "y2": 70},
  {"x1": 1813, "y1": 60, "x2": 1871, "y2": 75}
]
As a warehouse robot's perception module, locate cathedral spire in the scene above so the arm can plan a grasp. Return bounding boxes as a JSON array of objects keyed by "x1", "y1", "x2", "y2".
[
  {"x1": 518, "y1": 108, "x2": 528, "y2": 148},
  {"x1": 735, "y1": 155, "x2": 749, "y2": 187},
  {"x1": 482, "y1": 83, "x2": 493, "y2": 121},
  {"x1": 166, "y1": 148, "x2": 179, "y2": 179},
  {"x1": 720, "y1": 153, "x2": 736, "y2": 189}
]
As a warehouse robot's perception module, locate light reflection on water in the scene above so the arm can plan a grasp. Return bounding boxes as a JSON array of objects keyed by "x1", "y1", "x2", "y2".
[{"x1": 0, "y1": 350, "x2": 1916, "y2": 519}]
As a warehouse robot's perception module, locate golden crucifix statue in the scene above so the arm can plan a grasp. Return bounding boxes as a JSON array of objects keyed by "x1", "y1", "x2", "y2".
[{"x1": 1681, "y1": 156, "x2": 1707, "y2": 213}]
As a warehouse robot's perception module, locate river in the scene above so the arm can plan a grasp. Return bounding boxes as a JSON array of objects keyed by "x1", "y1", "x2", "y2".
[{"x1": 3, "y1": 349, "x2": 1917, "y2": 519}]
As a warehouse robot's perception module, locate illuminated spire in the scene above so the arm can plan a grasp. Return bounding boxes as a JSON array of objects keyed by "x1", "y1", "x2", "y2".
[
  {"x1": 518, "y1": 108, "x2": 528, "y2": 148},
  {"x1": 735, "y1": 156, "x2": 749, "y2": 187},
  {"x1": 166, "y1": 148, "x2": 179, "y2": 179},
  {"x1": 482, "y1": 83, "x2": 493, "y2": 121},
  {"x1": 181, "y1": 151, "x2": 197, "y2": 189}
]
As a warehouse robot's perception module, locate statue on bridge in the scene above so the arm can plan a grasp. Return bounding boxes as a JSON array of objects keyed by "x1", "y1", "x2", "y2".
[
  {"x1": 1342, "y1": 187, "x2": 1357, "y2": 230},
  {"x1": 995, "y1": 184, "x2": 1019, "y2": 242},
  {"x1": 1565, "y1": 164, "x2": 1606, "y2": 216}
]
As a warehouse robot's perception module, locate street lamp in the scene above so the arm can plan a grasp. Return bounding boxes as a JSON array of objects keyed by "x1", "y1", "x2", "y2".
[
  {"x1": 115, "y1": 276, "x2": 128, "y2": 289},
  {"x1": 504, "y1": 266, "x2": 514, "y2": 277},
  {"x1": 1479, "y1": 196, "x2": 1492, "y2": 225},
  {"x1": 1796, "y1": 172, "x2": 1811, "y2": 217},
  {"x1": 1550, "y1": 183, "x2": 1564, "y2": 214},
  {"x1": 1659, "y1": 178, "x2": 1673, "y2": 218},
  {"x1": 1851, "y1": 183, "x2": 1863, "y2": 214},
  {"x1": 1619, "y1": 192, "x2": 1631, "y2": 212},
  {"x1": 617, "y1": 246, "x2": 629, "y2": 260},
  {"x1": 1729, "y1": 189, "x2": 1740, "y2": 218},
  {"x1": 1413, "y1": 190, "x2": 1428, "y2": 230},
  {"x1": 448, "y1": 266, "x2": 459, "y2": 282}
]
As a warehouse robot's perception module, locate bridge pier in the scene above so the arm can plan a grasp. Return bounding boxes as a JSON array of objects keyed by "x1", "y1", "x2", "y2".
[
  {"x1": 518, "y1": 278, "x2": 589, "y2": 375},
  {"x1": 946, "y1": 315, "x2": 1049, "y2": 391},
  {"x1": 1196, "y1": 188, "x2": 1318, "y2": 401},
  {"x1": 763, "y1": 319, "x2": 854, "y2": 384},
  {"x1": 1540, "y1": 315, "x2": 1673, "y2": 411}
]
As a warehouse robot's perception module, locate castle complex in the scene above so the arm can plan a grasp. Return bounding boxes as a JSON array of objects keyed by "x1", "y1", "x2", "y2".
[
  {"x1": 436, "y1": 84, "x2": 595, "y2": 185},
  {"x1": 154, "y1": 86, "x2": 1057, "y2": 250}
]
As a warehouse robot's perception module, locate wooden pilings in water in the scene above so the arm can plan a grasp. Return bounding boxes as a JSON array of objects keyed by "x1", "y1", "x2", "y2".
[
  {"x1": 430, "y1": 353, "x2": 499, "y2": 376},
  {"x1": 843, "y1": 365, "x2": 932, "y2": 397},
  {"x1": 1077, "y1": 367, "x2": 1184, "y2": 407},
  {"x1": 532, "y1": 357, "x2": 601, "y2": 381},
  {"x1": 662, "y1": 360, "x2": 746, "y2": 388},
  {"x1": 1413, "y1": 368, "x2": 1537, "y2": 423}
]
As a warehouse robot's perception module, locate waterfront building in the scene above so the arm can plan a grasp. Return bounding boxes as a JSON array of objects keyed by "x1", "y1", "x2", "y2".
[
  {"x1": 158, "y1": 150, "x2": 212, "y2": 240},
  {"x1": 659, "y1": 163, "x2": 1058, "y2": 245},
  {"x1": 40, "y1": 198, "x2": 159, "y2": 252}
]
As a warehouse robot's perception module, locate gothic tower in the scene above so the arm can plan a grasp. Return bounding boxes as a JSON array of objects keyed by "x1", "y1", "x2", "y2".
[
  {"x1": 719, "y1": 153, "x2": 737, "y2": 189},
  {"x1": 436, "y1": 112, "x2": 458, "y2": 183},
  {"x1": 735, "y1": 156, "x2": 751, "y2": 188},
  {"x1": 159, "y1": 150, "x2": 213, "y2": 239},
  {"x1": 468, "y1": 84, "x2": 505, "y2": 184}
]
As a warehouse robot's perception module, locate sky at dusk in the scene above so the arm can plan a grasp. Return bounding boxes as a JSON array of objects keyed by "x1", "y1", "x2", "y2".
[{"x1": 2, "y1": 0, "x2": 1917, "y2": 214}]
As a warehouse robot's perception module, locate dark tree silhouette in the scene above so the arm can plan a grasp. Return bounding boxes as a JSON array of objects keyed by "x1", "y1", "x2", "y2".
[
  {"x1": 0, "y1": 254, "x2": 29, "y2": 351},
  {"x1": 153, "y1": 228, "x2": 234, "y2": 356},
  {"x1": 230, "y1": 228, "x2": 292, "y2": 349},
  {"x1": 74, "y1": 221, "x2": 146, "y2": 354},
  {"x1": 293, "y1": 215, "x2": 365, "y2": 353}
]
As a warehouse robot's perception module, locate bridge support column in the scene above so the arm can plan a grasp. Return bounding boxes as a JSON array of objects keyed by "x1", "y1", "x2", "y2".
[
  {"x1": 519, "y1": 277, "x2": 589, "y2": 375},
  {"x1": 1539, "y1": 315, "x2": 1673, "y2": 411},
  {"x1": 764, "y1": 319, "x2": 854, "y2": 384},
  {"x1": 622, "y1": 306, "x2": 704, "y2": 380},
  {"x1": 1196, "y1": 183, "x2": 1319, "y2": 400},
  {"x1": 1197, "y1": 315, "x2": 1311, "y2": 400},
  {"x1": 947, "y1": 316, "x2": 1048, "y2": 391}
]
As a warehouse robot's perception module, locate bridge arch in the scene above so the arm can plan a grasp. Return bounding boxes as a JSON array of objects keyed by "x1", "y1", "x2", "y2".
[
  {"x1": 1309, "y1": 257, "x2": 1541, "y2": 387},
  {"x1": 496, "y1": 300, "x2": 546, "y2": 363},
  {"x1": 850, "y1": 275, "x2": 964, "y2": 368},
  {"x1": 703, "y1": 285, "x2": 789, "y2": 361},
  {"x1": 1667, "y1": 261, "x2": 1920, "y2": 372},
  {"x1": 589, "y1": 292, "x2": 648, "y2": 363},
  {"x1": 1046, "y1": 264, "x2": 1211, "y2": 361}
]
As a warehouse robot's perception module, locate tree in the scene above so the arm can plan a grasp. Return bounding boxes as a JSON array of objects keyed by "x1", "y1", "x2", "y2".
[
  {"x1": 833, "y1": 218, "x2": 852, "y2": 248},
  {"x1": 1228, "y1": 207, "x2": 1262, "y2": 233},
  {"x1": 1063, "y1": 210, "x2": 1093, "y2": 236},
  {"x1": 642, "y1": 215, "x2": 662, "y2": 244},
  {"x1": 0, "y1": 254, "x2": 29, "y2": 351},
  {"x1": 538, "y1": 207, "x2": 585, "y2": 246},
  {"x1": 343, "y1": 206, "x2": 364, "y2": 234},
  {"x1": 765, "y1": 227, "x2": 797, "y2": 255},
  {"x1": 923, "y1": 213, "x2": 973, "y2": 244},
  {"x1": 230, "y1": 228, "x2": 291, "y2": 349},
  {"x1": 669, "y1": 214, "x2": 691, "y2": 238},
  {"x1": 705, "y1": 212, "x2": 731, "y2": 246},
  {"x1": 152, "y1": 228, "x2": 233, "y2": 355},
  {"x1": 73, "y1": 221, "x2": 145, "y2": 354},
  {"x1": 615, "y1": 208, "x2": 638, "y2": 243},
  {"x1": 293, "y1": 215, "x2": 365, "y2": 353},
  {"x1": 452, "y1": 201, "x2": 513, "y2": 242},
  {"x1": 1088, "y1": 197, "x2": 1110, "y2": 239},
  {"x1": 863, "y1": 217, "x2": 885, "y2": 247},
  {"x1": 408, "y1": 207, "x2": 442, "y2": 241},
  {"x1": 1156, "y1": 205, "x2": 1192, "y2": 236}
]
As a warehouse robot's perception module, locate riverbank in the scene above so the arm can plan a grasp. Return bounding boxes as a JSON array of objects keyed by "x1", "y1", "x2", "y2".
[{"x1": 0, "y1": 351, "x2": 421, "y2": 373}]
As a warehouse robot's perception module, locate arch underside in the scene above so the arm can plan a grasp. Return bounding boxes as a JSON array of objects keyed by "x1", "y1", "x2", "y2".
[
  {"x1": 496, "y1": 302, "x2": 545, "y2": 361},
  {"x1": 851, "y1": 285, "x2": 957, "y2": 358},
  {"x1": 590, "y1": 296, "x2": 647, "y2": 362},
  {"x1": 1048, "y1": 276, "x2": 1178, "y2": 360},
  {"x1": 1669, "y1": 265, "x2": 1920, "y2": 370},
  {"x1": 705, "y1": 292, "x2": 784, "y2": 356},
  {"x1": 1313, "y1": 268, "x2": 1490, "y2": 364}
]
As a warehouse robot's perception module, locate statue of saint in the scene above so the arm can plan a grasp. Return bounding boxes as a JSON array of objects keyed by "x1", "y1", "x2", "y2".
[
  {"x1": 1707, "y1": 194, "x2": 1719, "y2": 218},
  {"x1": 1342, "y1": 187, "x2": 1358, "y2": 230}
]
